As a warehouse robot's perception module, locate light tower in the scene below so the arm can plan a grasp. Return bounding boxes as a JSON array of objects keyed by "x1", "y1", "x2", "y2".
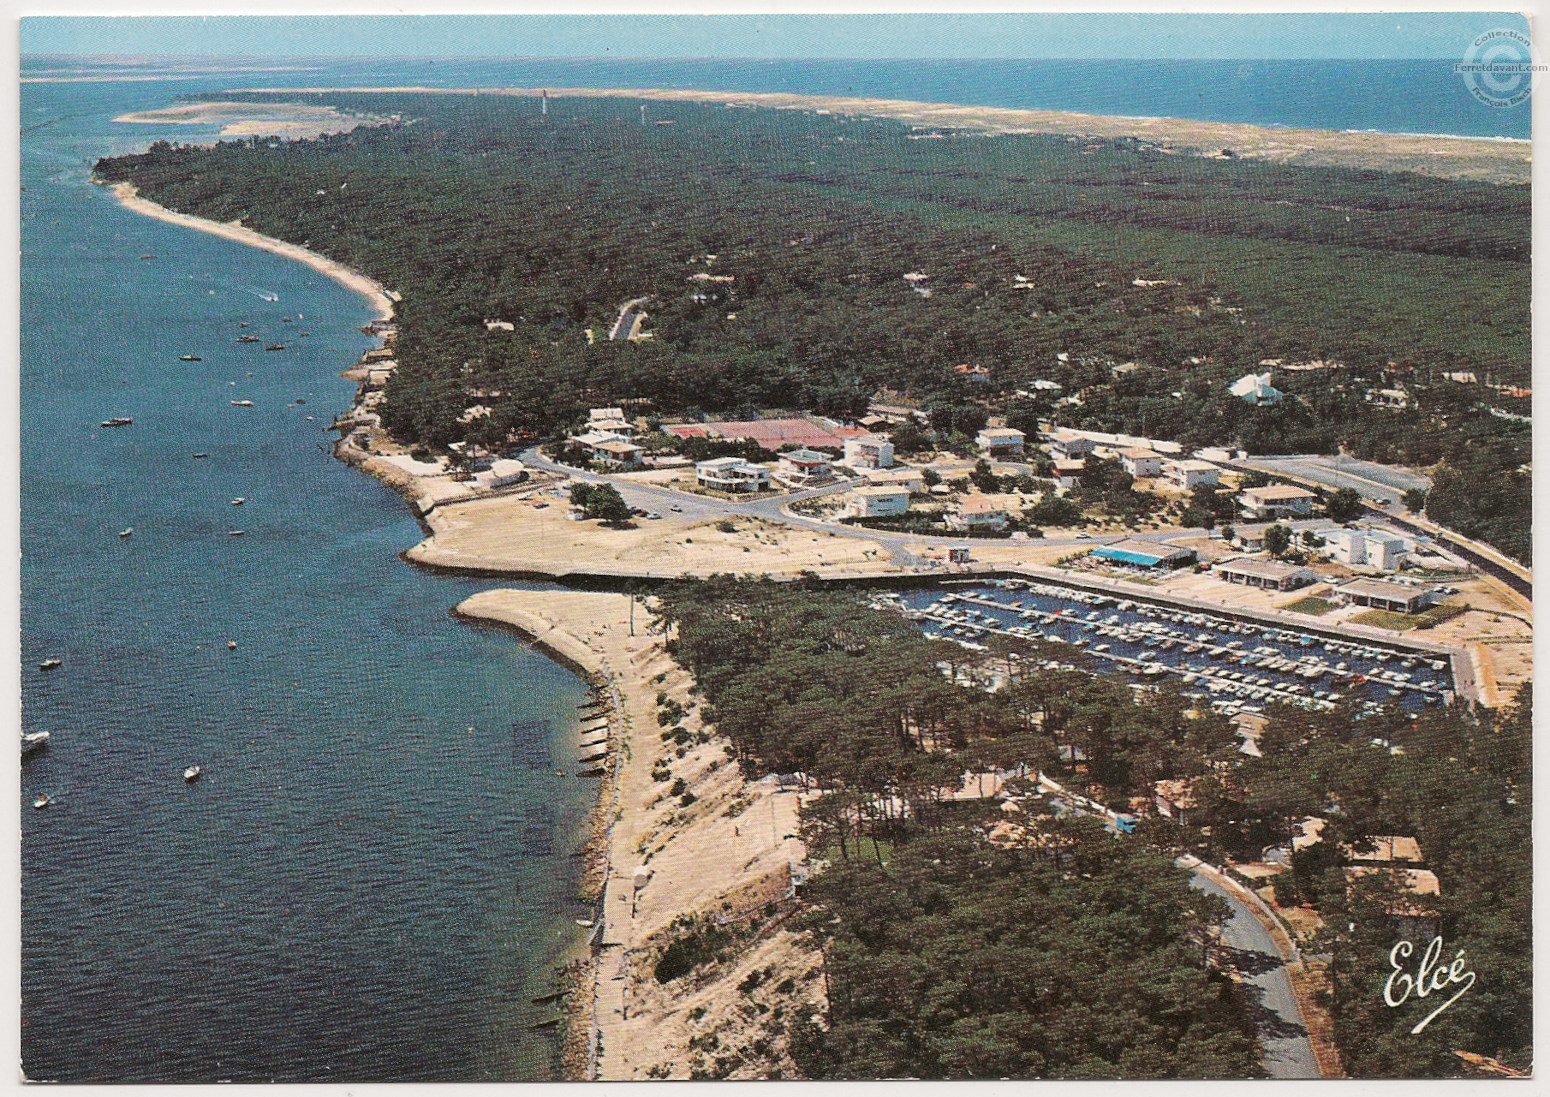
[
  {"x1": 541, "y1": 89, "x2": 548, "y2": 116},
  {"x1": 640, "y1": 103, "x2": 646, "y2": 126}
]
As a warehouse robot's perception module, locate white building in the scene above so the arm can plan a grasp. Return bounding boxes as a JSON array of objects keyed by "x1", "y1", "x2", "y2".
[
  {"x1": 848, "y1": 485, "x2": 910, "y2": 518},
  {"x1": 590, "y1": 439, "x2": 642, "y2": 469},
  {"x1": 976, "y1": 427, "x2": 1026, "y2": 456},
  {"x1": 947, "y1": 495, "x2": 1010, "y2": 532},
  {"x1": 776, "y1": 448, "x2": 833, "y2": 487},
  {"x1": 843, "y1": 435, "x2": 895, "y2": 469},
  {"x1": 1319, "y1": 527, "x2": 1411, "y2": 571},
  {"x1": 1238, "y1": 484, "x2": 1316, "y2": 520},
  {"x1": 1229, "y1": 371, "x2": 1283, "y2": 407},
  {"x1": 1119, "y1": 447, "x2": 1164, "y2": 478},
  {"x1": 587, "y1": 407, "x2": 636, "y2": 437},
  {"x1": 862, "y1": 466, "x2": 925, "y2": 493},
  {"x1": 1165, "y1": 459, "x2": 1221, "y2": 491},
  {"x1": 1365, "y1": 388, "x2": 1412, "y2": 411},
  {"x1": 695, "y1": 457, "x2": 769, "y2": 493},
  {"x1": 1046, "y1": 429, "x2": 1095, "y2": 461}
]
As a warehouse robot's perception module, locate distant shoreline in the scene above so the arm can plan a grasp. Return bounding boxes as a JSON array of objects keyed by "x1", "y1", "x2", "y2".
[
  {"x1": 228, "y1": 84, "x2": 1531, "y2": 184},
  {"x1": 103, "y1": 181, "x2": 395, "y2": 320}
]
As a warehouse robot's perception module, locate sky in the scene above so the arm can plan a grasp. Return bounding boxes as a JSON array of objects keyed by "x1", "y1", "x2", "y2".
[{"x1": 19, "y1": 12, "x2": 1535, "y2": 61}]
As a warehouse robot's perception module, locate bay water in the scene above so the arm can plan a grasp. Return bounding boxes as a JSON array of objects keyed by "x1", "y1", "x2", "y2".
[{"x1": 21, "y1": 77, "x2": 596, "y2": 1083}]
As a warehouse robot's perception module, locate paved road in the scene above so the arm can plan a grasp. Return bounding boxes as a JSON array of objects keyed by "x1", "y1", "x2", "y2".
[
  {"x1": 1190, "y1": 873, "x2": 1321, "y2": 1079},
  {"x1": 1238, "y1": 454, "x2": 1431, "y2": 506}
]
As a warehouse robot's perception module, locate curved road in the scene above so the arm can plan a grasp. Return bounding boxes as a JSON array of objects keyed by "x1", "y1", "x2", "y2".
[{"x1": 1190, "y1": 872, "x2": 1321, "y2": 1079}]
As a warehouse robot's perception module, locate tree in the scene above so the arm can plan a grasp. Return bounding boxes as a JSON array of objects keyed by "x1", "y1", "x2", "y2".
[
  {"x1": 583, "y1": 483, "x2": 633, "y2": 525},
  {"x1": 1324, "y1": 487, "x2": 1364, "y2": 523},
  {"x1": 1262, "y1": 523, "x2": 1293, "y2": 557},
  {"x1": 1220, "y1": 525, "x2": 1236, "y2": 543},
  {"x1": 1180, "y1": 504, "x2": 1214, "y2": 531},
  {"x1": 889, "y1": 418, "x2": 932, "y2": 455},
  {"x1": 969, "y1": 459, "x2": 1000, "y2": 494},
  {"x1": 1402, "y1": 487, "x2": 1428, "y2": 513},
  {"x1": 921, "y1": 468, "x2": 942, "y2": 489}
]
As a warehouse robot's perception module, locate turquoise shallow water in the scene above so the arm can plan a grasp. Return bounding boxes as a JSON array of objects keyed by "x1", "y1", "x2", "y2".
[{"x1": 21, "y1": 79, "x2": 596, "y2": 1083}]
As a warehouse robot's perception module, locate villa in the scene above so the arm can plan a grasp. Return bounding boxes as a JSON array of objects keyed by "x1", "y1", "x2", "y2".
[
  {"x1": 776, "y1": 448, "x2": 834, "y2": 487},
  {"x1": 843, "y1": 435, "x2": 895, "y2": 469},
  {"x1": 695, "y1": 457, "x2": 769, "y2": 493},
  {"x1": 976, "y1": 427, "x2": 1026, "y2": 456},
  {"x1": 1237, "y1": 484, "x2": 1316, "y2": 521}
]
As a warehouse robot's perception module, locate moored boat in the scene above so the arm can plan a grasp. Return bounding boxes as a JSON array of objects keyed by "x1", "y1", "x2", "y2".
[
  {"x1": 22, "y1": 730, "x2": 50, "y2": 755},
  {"x1": 100, "y1": 416, "x2": 132, "y2": 428},
  {"x1": 183, "y1": 764, "x2": 202, "y2": 782},
  {"x1": 38, "y1": 658, "x2": 61, "y2": 671}
]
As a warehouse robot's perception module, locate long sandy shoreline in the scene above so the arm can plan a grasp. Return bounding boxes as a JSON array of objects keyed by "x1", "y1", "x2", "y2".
[
  {"x1": 231, "y1": 84, "x2": 1531, "y2": 184},
  {"x1": 105, "y1": 181, "x2": 395, "y2": 320}
]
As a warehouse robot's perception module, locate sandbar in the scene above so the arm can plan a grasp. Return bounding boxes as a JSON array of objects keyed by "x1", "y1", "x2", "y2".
[{"x1": 232, "y1": 84, "x2": 1531, "y2": 185}]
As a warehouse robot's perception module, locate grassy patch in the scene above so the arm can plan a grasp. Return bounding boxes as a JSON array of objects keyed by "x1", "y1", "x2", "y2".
[
  {"x1": 1282, "y1": 595, "x2": 1337, "y2": 616},
  {"x1": 1351, "y1": 608, "x2": 1423, "y2": 631},
  {"x1": 1415, "y1": 601, "x2": 1469, "y2": 628}
]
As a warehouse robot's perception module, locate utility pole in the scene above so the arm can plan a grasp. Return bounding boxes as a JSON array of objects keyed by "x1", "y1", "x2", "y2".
[
  {"x1": 640, "y1": 104, "x2": 647, "y2": 126},
  {"x1": 541, "y1": 89, "x2": 548, "y2": 116}
]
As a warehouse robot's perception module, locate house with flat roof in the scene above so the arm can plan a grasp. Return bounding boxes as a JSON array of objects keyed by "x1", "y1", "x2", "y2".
[
  {"x1": 695, "y1": 457, "x2": 769, "y2": 493},
  {"x1": 775, "y1": 448, "x2": 833, "y2": 487},
  {"x1": 1053, "y1": 459, "x2": 1086, "y2": 491},
  {"x1": 976, "y1": 427, "x2": 1026, "y2": 456},
  {"x1": 1088, "y1": 539, "x2": 1196, "y2": 570},
  {"x1": 843, "y1": 434, "x2": 894, "y2": 469},
  {"x1": 1238, "y1": 484, "x2": 1316, "y2": 520},
  {"x1": 1165, "y1": 459, "x2": 1220, "y2": 491},
  {"x1": 1334, "y1": 578, "x2": 1437, "y2": 614},
  {"x1": 1046, "y1": 429, "x2": 1095, "y2": 461},
  {"x1": 947, "y1": 494, "x2": 1011, "y2": 531},
  {"x1": 862, "y1": 466, "x2": 925, "y2": 493},
  {"x1": 848, "y1": 485, "x2": 910, "y2": 518},
  {"x1": 1319, "y1": 527, "x2": 1410, "y2": 571},
  {"x1": 1119, "y1": 447, "x2": 1164, "y2": 478},
  {"x1": 1213, "y1": 557, "x2": 1318, "y2": 591}
]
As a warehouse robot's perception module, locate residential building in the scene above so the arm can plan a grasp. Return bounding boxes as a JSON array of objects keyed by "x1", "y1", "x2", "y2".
[
  {"x1": 695, "y1": 457, "x2": 769, "y2": 493},
  {"x1": 1164, "y1": 459, "x2": 1220, "y2": 491},
  {"x1": 1088, "y1": 539, "x2": 1196, "y2": 570},
  {"x1": 590, "y1": 439, "x2": 643, "y2": 469},
  {"x1": 862, "y1": 466, "x2": 925, "y2": 493},
  {"x1": 848, "y1": 485, "x2": 910, "y2": 518},
  {"x1": 843, "y1": 434, "x2": 895, "y2": 469},
  {"x1": 1118, "y1": 447, "x2": 1164, "y2": 478},
  {"x1": 975, "y1": 427, "x2": 1026, "y2": 456},
  {"x1": 1053, "y1": 459, "x2": 1086, "y2": 491},
  {"x1": 1213, "y1": 558, "x2": 1318, "y2": 591},
  {"x1": 1319, "y1": 527, "x2": 1410, "y2": 571},
  {"x1": 1046, "y1": 429, "x2": 1095, "y2": 461},
  {"x1": 1334, "y1": 578, "x2": 1436, "y2": 615},
  {"x1": 1237, "y1": 484, "x2": 1316, "y2": 520},
  {"x1": 947, "y1": 494, "x2": 1010, "y2": 531},
  {"x1": 776, "y1": 448, "x2": 833, "y2": 487},
  {"x1": 1228, "y1": 371, "x2": 1283, "y2": 406}
]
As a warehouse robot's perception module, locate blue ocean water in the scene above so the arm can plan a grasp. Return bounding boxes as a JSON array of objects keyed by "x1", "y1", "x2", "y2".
[
  {"x1": 20, "y1": 54, "x2": 1533, "y2": 139},
  {"x1": 21, "y1": 78, "x2": 597, "y2": 1083}
]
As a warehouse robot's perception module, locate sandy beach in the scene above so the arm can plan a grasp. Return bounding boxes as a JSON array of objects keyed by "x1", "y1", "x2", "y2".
[
  {"x1": 106, "y1": 182, "x2": 395, "y2": 321},
  {"x1": 233, "y1": 84, "x2": 1532, "y2": 184},
  {"x1": 458, "y1": 589, "x2": 820, "y2": 1080},
  {"x1": 113, "y1": 100, "x2": 381, "y2": 139}
]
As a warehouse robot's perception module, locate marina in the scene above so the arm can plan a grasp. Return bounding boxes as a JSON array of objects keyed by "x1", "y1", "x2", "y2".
[{"x1": 886, "y1": 579, "x2": 1456, "y2": 718}]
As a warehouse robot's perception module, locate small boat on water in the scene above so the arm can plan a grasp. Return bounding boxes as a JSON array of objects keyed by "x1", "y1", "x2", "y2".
[
  {"x1": 239, "y1": 321, "x2": 250, "y2": 328},
  {"x1": 230, "y1": 497, "x2": 247, "y2": 506},
  {"x1": 119, "y1": 528, "x2": 133, "y2": 538},
  {"x1": 294, "y1": 398, "x2": 306, "y2": 405},
  {"x1": 139, "y1": 254, "x2": 155, "y2": 260},
  {"x1": 22, "y1": 731, "x2": 50, "y2": 755},
  {"x1": 192, "y1": 452, "x2": 210, "y2": 459},
  {"x1": 231, "y1": 400, "x2": 253, "y2": 407},
  {"x1": 38, "y1": 658, "x2": 61, "y2": 671},
  {"x1": 179, "y1": 355, "x2": 202, "y2": 362},
  {"x1": 237, "y1": 335, "x2": 261, "y2": 343},
  {"x1": 228, "y1": 530, "x2": 246, "y2": 537},
  {"x1": 265, "y1": 344, "x2": 285, "y2": 352},
  {"x1": 100, "y1": 417, "x2": 132, "y2": 428},
  {"x1": 32, "y1": 793, "x2": 52, "y2": 810},
  {"x1": 183, "y1": 765, "x2": 202, "y2": 782},
  {"x1": 227, "y1": 640, "x2": 238, "y2": 650}
]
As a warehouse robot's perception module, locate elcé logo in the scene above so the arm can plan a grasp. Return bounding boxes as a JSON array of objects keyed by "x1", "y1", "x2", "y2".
[{"x1": 1384, "y1": 935, "x2": 1477, "y2": 1034}]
